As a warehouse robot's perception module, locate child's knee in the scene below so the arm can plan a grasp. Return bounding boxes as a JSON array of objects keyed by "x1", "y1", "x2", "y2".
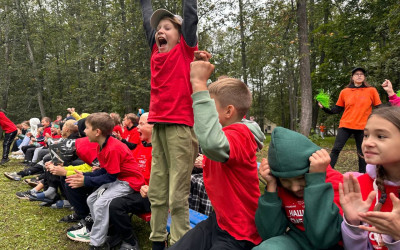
[{"x1": 255, "y1": 236, "x2": 301, "y2": 250}]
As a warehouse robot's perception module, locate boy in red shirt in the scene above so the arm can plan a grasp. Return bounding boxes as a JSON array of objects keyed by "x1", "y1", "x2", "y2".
[
  {"x1": 140, "y1": 0, "x2": 199, "y2": 248},
  {"x1": 170, "y1": 52, "x2": 265, "y2": 249},
  {"x1": 66, "y1": 113, "x2": 145, "y2": 250},
  {"x1": 116, "y1": 113, "x2": 140, "y2": 151},
  {"x1": 108, "y1": 112, "x2": 153, "y2": 249},
  {"x1": 0, "y1": 110, "x2": 17, "y2": 164}
]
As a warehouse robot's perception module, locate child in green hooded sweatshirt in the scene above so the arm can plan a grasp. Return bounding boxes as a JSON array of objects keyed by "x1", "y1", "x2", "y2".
[{"x1": 254, "y1": 127, "x2": 344, "y2": 250}]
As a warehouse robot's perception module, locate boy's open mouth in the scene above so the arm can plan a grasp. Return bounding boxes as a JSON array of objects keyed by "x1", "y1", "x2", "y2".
[{"x1": 158, "y1": 37, "x2": 167, "y2": 47}]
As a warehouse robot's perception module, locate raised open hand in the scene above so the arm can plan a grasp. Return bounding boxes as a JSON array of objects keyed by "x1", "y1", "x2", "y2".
[{"x1": 339, "y1": 174, "x2": 376, "y2": 225}]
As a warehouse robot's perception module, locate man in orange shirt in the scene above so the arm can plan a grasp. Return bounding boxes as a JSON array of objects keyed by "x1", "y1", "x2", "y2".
[
  {"x1": 319, "y1": 123, "x2": 326, "y2": 139},
  {"x1": 318, "y1": 67, "x2": 381, "y2": 173}
]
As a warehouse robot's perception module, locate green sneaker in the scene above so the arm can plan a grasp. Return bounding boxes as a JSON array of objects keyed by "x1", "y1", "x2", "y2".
[{"x1": 67, "y1": 226, "x2": 90, "y2": 243}]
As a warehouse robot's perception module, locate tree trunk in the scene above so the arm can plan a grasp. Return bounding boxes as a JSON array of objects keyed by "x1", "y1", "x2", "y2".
[
  {"x1": 2, "y1": 4, "x2": 12, "y2": 110},
  {"x1": 297, "y1": 0, "x2": 312, "y2": 136},
  {"x1": 238, "y1": 0, "x2": 248, "y2": 86},
  {"x1": 287, "y1": 60, "x2": 295, "y2": 130},
  {"x1": 15, "y1": 0, "x2": 46, "y2": 117},
  {"x1": 120, "y1": 0, "x2": 133, "y2": 113}
]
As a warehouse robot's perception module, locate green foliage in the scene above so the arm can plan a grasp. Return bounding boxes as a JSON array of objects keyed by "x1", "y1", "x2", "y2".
[{"x1": 314, "y1": 89, "x2": 331, "y2": 108}]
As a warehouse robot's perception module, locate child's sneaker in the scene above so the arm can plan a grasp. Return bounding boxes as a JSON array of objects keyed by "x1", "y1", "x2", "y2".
[
  {"x1": 88, "y1": 242, "x2": 110, "y2": 250},
  {"x1": 120, "y1": 241, "x2": 140, "y2": 250},
  {"x1": 51, "y1": 200, "x2": 72, "y2": 209},
  {"x1": 67, "y1": 215, "x2": 93, "y2": 232},
  {"x1": 24, "y1": 177, "x2": 40, "y2": 187},
  {"x1": 67, "y1": 226, "x2": 90, "y2": 243},
  {"x1": 16, "y1": 190, "x2": 33, "y2": 200},
  {"x1": 59, "y1": 213, "x2": 81, "y2": 223},
  {"x1": 4, "y1": 172, "x2": 22, "y2": 181},
  {"x1": 0, "y1": 158, "x2": 10, "y2": 165}
]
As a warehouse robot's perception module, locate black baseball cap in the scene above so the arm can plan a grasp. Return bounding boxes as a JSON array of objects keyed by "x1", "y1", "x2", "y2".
[{"x1": 351, "y1": 67, "x2": 366, "y2": 75}]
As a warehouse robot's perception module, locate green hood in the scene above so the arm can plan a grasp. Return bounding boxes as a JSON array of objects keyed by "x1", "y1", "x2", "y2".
[
  {"x1": 268, "y1": 127, "x2": 320, "y2": 178},
  {"x1": 240, "y1": 119, "x2": 265, "y2": 151}
]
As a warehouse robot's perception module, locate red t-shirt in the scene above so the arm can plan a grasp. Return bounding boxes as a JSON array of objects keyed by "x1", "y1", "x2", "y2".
[
  {"x1": 122, "y1": 126, "x2": 140, "y2": 145},
  {"x1": 278, "y1": 166, "x2": 343, "y2": 231},
  {"x1": 358, "y1": 173, "x2": 399, "y2": 250},
  {"x1": 75, "y1": 137, "x2": 98, "y2": 165},
  {"x1": 203, "y1": 123, "x2": 262, "y2": 245},
  {"x1": 132, "y1": 142, "x2": 152, "y2": 185},
  {"x1": 37, "y1": 126, "x2": 52, "y2": 146},
  {"x1": 113, "y1": 125, "x2": 123, "y2": 136},
  {"x1": 0, "y1": 112, "x2": 17, "y2": 133},
  {"x1": 43, "y1": 126, "x2": 52, "y2": 137},
  {"x1": 336, "y1": 87, "x2": 381, "y2": 130},
  {"x1": 148, "y1": 35, "x2": 197, "y2": 126},
  {"x1": 97, "y1": 136, "x2": 145, "y2": 191}
]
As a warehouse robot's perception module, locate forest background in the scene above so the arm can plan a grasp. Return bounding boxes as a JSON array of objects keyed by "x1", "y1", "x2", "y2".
[{"x1": 0, "y1": 0, "x2": 399, "y2": 135}]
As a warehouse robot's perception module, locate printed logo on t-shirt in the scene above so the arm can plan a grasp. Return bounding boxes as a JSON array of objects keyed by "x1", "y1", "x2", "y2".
[
  {"x1": 284, "y1": 200, "x2": 305, "y2": 231},
  {"x1": 136, "y1": 156, "x2": 147, "y2": 172},
  {"x1": 369, "y1": 232, "x2": 387, "y2": 250}
]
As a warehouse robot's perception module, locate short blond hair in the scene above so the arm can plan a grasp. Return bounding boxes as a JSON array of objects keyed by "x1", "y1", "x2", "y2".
[
  {"x1": 208, "y1": 78, "x2": 252, "y2": 119},
  {"x1": 64, "y1": 120, "x2": 78, "y2": 134}
]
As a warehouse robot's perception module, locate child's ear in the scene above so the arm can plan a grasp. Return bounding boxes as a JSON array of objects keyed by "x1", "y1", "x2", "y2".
[
  {"x1": 95, "y1": 128, "x2": 101, "y2": 137},
  {"x1": 225, "y1": 105, "x2": 235, "y2": 118}
]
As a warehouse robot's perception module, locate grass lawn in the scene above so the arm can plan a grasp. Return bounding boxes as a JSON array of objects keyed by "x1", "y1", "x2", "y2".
[{"x1": 0, "y1": 135, "x2": 359, "y2": 249}]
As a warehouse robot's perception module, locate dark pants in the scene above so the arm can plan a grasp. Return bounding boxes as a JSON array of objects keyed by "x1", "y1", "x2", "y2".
[
  {"x1": 11, "y1": 139, "x2": 21, "y2": 152},
  {"x1": 37, "y1": 149, "x2": 49, "y2": 162},
  {"x1": 17, "y1": 163, "x2": 45, "y2": 177},
  {"x1": 63, "y1": 178, "x2": 95, "y2": 219},
  {"x1": 109, "y1": 192, "x2": 151, "y2": 241},
  {"x1": 169, "y1": 213, "x2": 255, "y2": 250},
  {"x1": 2, "y1": 130, "x2": 17, "y2": 159},
  {"x1": 25, "y1": 147, "x2": 37, "y2": 162},
  {"x1": 21, "y1": 145, "x2": 36, "y2": 155},
  {"x1": 330, "y1": 127, "x2": 366, "y2": 173}
]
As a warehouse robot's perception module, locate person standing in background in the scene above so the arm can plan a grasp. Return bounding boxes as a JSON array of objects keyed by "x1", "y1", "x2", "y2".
[
  {"x1": 0, "y1": 110, "x2": 18, "y2": 165},
  {"x1": 319, "y1": 67, "x2": 381, "y2": 173}
]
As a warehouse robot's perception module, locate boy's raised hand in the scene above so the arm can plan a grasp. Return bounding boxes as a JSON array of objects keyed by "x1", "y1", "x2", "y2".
[
  {"x1": 259, "y1": 158, "x2": 277, "y2": 192},
  {"x1": 358, "y1": 193, "x2": 400, "y2": 241},
  {"x1": 194, "y1": 50, "x2": 212, "y2": 62},
  {"x1": 190, "y1": 52, "x2": 215, "y2": 93},
  {"x1": 339, "y1": 174, "x2": 376, "y2": 225},
  {"x1": 309, "y1": 149, "x2": 330, "y2": 173},
  {"x1": 382, "y1": 79, "x2": 395, "y2": 97}
]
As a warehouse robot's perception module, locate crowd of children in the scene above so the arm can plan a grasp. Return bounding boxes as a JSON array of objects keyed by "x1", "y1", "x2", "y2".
[{"x1": 2, "y1": 0, "x2": 400, "y2": 249}]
